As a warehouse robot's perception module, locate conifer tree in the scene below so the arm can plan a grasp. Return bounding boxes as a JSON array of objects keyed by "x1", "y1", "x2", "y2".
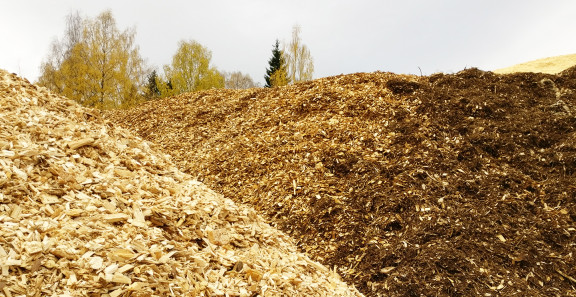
[
  {"x1": 145, "y1": 70, "x2": 161, "y2": 99},
  {"x1": 264, "y1": 40, "x2": 289, "y2": 87}
]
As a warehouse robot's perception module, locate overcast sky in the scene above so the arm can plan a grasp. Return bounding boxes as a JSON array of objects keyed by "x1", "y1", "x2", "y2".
[{"x1": 2, "y1": 0, "x2": 576, "y2": 85}]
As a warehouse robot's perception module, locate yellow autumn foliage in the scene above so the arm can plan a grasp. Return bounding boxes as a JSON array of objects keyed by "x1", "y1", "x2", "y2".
[
  {"x1": 38, "y1": 10, "x2": 146, "y2": 109},
  {"x1": 158, "y1": 40, "x2": 224, "y2": 97}
]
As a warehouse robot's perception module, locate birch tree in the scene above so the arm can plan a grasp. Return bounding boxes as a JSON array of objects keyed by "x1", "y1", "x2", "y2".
[
  {"x1": 38, "y1": 11, "x2": 83, "y2": 94},
  {"x1": 38, "y1": 10, "x2": 146, "y2": 109},
  {"x1": 224, "y1": 71, "x2": 257, "y2": 89},
  {"x1": 159, "y1": 40, "x2": 224, "y2": 97},
  {"x1": 284, "y1": 25, "x2": 314, "y2": 83}
]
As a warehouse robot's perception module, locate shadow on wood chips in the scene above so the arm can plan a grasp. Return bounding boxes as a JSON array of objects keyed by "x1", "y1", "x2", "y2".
[{"x1": 106, "y1": 67, "x2": 576, "y2": 296}]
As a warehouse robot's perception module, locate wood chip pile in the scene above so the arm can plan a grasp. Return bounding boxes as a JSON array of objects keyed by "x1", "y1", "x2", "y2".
[
  {"x1": 0, "y1": 69, "x2": 363, "y2": 297},
  {"x1": 107, "y1": 68, "x2": 576, "y2": 296}
]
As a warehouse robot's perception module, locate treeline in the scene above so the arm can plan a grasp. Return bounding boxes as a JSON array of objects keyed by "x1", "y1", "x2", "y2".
[{"x1": 38, "y1": 10, "x2": 314, "y2": 109}]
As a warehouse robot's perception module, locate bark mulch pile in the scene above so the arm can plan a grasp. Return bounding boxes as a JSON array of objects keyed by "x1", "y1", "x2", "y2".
[
  {"x1": 0, "y1": 69, "x2": 362, "y2": 297},
  {"x1": 107, "y1": 67, "x2": 576, "y2": 296}
]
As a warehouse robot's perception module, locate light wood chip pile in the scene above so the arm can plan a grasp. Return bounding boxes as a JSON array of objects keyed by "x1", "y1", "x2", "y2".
[
  {"x1": 494, "y1": 53, "x2": 576, "y2": 74},
  {"x1": 0, "y1": 69, "x2": 363, "y2": 297}
]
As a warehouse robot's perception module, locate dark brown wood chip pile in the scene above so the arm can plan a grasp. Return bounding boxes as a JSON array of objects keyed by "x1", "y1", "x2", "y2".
[{"x1": 107, "y1": 68, "x2": 576, "y2": 296}]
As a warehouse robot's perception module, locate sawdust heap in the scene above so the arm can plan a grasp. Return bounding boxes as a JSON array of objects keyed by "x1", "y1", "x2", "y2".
[
  {"x1": 0, "y1": 70, "x2": 362, "y2": 297},
  {"x1": 494, "y1": 53, "x2": 576, "y2": 75},
  {"x1": 107, "y1": 68, "x2": 576, "y2": 296}
]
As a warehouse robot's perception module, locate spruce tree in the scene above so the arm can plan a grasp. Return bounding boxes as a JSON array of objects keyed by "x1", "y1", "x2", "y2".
[
  {"x1": 264, "y1": 40, "x2": 288, "y2": 87},
  {"x1": 145, "y1": 70, "x2": 161, "y2": 99}
]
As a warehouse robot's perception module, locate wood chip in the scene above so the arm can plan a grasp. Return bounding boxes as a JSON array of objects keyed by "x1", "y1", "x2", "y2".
[
  {"x1": 0, "y1": 69, "x2": 362, "y2": 296},
  {"x1": 67, "y1": 137, "x2": 95, "y2": 150},
  {"x1": 106, "y1": 67, "x2": 576, "y2": 296},
  {"x1": 103, "y1": 213, "x2": 130, "y2": 223}
]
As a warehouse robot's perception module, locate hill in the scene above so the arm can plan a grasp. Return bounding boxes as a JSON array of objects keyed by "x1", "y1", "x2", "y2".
[
  {"x1": 0, "y1": 70, "x2": 362, "y2": 296},
  {"x1": 107, "y1": 68, "x2": 576, "y2": 296},
  {"x1": 494, "y1": 53, "x2": 576, "y2": 74}
]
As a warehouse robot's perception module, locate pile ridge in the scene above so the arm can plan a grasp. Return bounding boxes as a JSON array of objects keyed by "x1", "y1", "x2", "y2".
[
  {"x1": 107, "y1": 68, "x2": 576, "y2": 296},
  {"x1": 0, "y1": 70, "x2": 362, "y2": 297}
]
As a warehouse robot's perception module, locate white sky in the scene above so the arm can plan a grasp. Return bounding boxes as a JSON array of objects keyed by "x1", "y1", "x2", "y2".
[{"x1": 2, "y1": 0, "x2": 576, "y2": 85}]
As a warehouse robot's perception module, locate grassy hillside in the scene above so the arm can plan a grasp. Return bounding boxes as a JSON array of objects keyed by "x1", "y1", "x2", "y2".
[{"x1": 107, "y1": 68, "x2": 576, "y2": 296}]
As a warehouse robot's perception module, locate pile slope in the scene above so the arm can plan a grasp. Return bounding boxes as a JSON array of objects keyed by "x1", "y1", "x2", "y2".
[
  {"x1": 107, "y1": 68, "x2": 576, "y2": 296},
  {"x1": 0, "y1": 69, "x2": 362, "y2": 297},
  {"x1": 494, "y1": 53, "x2": 576, "y2": 74}
]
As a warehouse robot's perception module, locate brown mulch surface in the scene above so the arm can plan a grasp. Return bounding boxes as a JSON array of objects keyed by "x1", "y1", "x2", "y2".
[{"x1": 106, "y1": 67, "x2": 576, "y2": 296}]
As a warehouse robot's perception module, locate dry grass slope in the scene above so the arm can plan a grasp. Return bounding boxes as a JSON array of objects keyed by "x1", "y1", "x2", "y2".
[{"x1": 107, "y1": 68, "x2": 576, "y2": 297}]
